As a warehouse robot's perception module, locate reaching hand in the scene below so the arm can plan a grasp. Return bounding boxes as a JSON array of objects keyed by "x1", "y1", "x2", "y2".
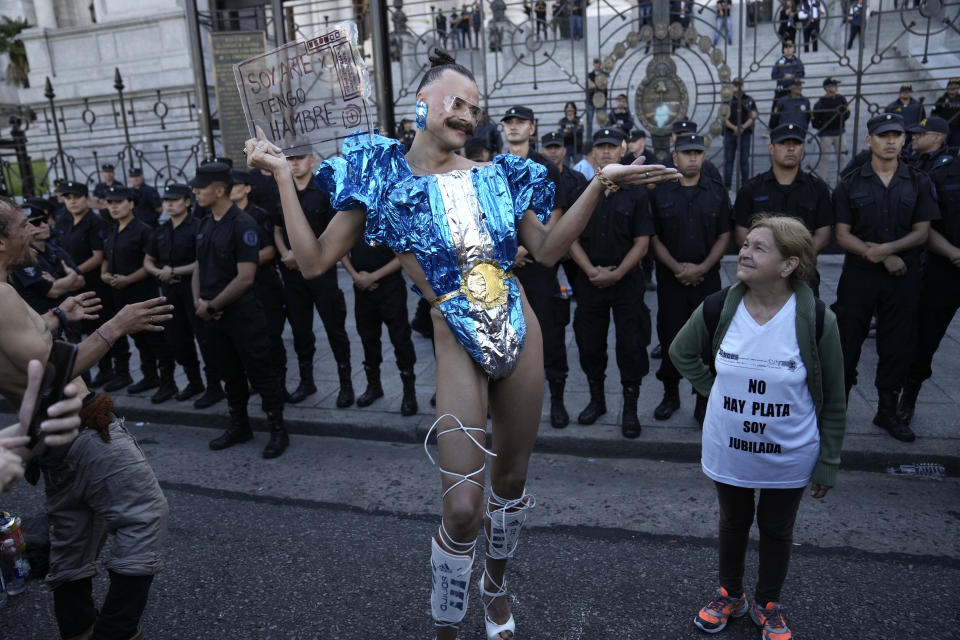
[
  {"x1": 59, "y1": 291, "x2": 102, "y2": 324},
  {"x1": 245, "y1": 126, "x2": 289, "y2": 174},
  {"x1": 110, "y1": 297, "x2": 173, "y2": 335},
  {"x1": 599, "y1": 163, "x2": 681, "y2": 188}
]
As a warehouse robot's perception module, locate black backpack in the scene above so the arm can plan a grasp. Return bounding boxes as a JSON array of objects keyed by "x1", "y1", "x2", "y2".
[{"x1": 702, "y1": 286, "x2": 825, "y2": 371}]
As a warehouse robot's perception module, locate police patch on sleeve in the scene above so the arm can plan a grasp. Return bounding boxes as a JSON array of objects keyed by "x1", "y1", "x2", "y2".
[{"x1": 243, "y1": 229, "x2": 259, "y2": 247}]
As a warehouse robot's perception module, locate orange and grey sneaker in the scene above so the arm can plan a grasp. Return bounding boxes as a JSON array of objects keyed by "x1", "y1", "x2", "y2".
[
  {"x1": 750, "y1": 601, "x2": 792, "y2": 640},
  {"x1": 693, "y1": 586, "x2": 748, "y2": 633}
]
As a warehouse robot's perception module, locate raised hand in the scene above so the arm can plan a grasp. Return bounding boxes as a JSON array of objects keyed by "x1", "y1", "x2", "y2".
[
  {"x1": 59, "y1": 291, "x2": 102, "y2": 323},
  {"x1": 245, "y1": 126, "x2": 288, "y2": 174},
  {"x1": 600, "y1": 163, "x2": 681, "y2": 187}
]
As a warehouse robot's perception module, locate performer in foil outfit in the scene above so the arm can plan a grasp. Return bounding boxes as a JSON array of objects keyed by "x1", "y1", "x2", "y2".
[{"x1": 246, "y1": 50, "x2": 680, "y2": 640}]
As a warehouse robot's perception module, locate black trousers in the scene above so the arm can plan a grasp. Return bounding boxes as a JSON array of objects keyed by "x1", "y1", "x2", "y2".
[
  {"x1": 205, "y1": 293, "x2": 284, "y2": 414},
  {"x1": 656, "y1": 268, "x2": 722, "y2": 383},
  {"x1": 573, "y1": 271, "x2": 650, "y2": 386},
  {"x1": 907, "y1": 257, "x2": 960, "y2": 387},
  {"x1": 716, "y1": 482, "x2": 806, "y2": 604},
  {"x1": 802, "y1": 20, "x2": 820, "y2": 51},
  {"x1": 280, "y1": 266, "x2": 350, "y2": 367},
  {"x1": 115, "y1": 285, "x2": 171, "y2": 377},
  {"x1": 159, "y1": 280, "x2": 204, "y2": 375},
  {"x1": 834, "y1": 260, "x2": 920, "y2": 393},
  {"x1": 354, "y1": 274, "x2": 416, "y2": 371},
  {"x1": 517, "y1": 261, "x2": 569, "y2": 381},
  {"x1": 255, "y1": 277, "x2": 287, "y2": 376}
]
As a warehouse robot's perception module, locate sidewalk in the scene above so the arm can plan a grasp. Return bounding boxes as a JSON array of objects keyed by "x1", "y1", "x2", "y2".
[{"x1": 91, "y1": 255, "x2": 959, "y2": 475}]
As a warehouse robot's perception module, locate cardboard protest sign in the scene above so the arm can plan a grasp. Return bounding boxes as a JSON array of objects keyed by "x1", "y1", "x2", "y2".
[{"x1": 233, "y1": 23, "x2": 372, "y2": 158}]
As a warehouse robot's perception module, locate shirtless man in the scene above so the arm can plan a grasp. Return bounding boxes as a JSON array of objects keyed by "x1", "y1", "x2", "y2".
[{"x1": 0, "y1": 195, "x2": 173, "y2": 640}]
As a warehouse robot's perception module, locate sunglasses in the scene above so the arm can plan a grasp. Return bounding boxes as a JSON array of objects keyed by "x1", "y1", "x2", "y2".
[
  {"x1": 27, "y1": 214, "x2": 50, "y2": 227},
  {"x1": 442, "y1": 95, "x2": 482, "y2": 121}
]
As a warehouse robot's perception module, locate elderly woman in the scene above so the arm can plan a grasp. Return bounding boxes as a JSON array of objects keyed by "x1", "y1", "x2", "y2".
[{"x1": 669, "y1": 215, "x2": 846, "y2": 640}]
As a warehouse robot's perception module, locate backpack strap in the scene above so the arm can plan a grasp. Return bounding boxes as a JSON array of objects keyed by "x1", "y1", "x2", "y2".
[
  {"x1": 702, "y1": 286, "x2": 731, "y2": 374},
  {"x1": 814, "y1": 297, "x2": 825, "y2": 345}
]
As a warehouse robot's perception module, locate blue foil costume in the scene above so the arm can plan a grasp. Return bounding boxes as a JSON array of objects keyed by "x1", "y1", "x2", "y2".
[{"x1": 315, "y1": 133, "x2": 554, "y2": 379}]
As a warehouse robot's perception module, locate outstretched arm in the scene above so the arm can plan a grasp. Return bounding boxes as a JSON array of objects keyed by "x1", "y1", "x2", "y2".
[
  {"x1": 519, "y1": 162, "x2": 680, "y2": 266},
  {"x1": 246, "y1": 133, "x2": 365, "y2": 280}
]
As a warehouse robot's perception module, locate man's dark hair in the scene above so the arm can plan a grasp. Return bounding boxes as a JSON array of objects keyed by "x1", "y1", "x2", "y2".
[
  {"x1": 416, "y1": 48, "x2": 476, "y2": 93},
  {"x1": 582, "y1": 141, "x2": 593, "y2": 155},
  {"x1": 464, "y1": 137, "x2": 490, "y2": 161},
  {"x1": 0, "y1": 196, "x2": 19, "y2": 237}
]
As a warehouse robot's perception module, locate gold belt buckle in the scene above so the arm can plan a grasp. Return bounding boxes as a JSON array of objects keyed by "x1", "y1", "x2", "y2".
[{"x1": 431, "y1": 261, "x2": 513, "y2": 309}]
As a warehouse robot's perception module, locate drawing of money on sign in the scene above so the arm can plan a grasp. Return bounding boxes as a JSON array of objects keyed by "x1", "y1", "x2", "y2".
[{"x1": 233, "y1": 22, "x2": 372, "y2": 158}]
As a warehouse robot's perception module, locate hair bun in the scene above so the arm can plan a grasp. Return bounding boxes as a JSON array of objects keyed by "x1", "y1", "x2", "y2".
[{"x1": 428, "y1": 48, "x2": 457, "y2": 68}]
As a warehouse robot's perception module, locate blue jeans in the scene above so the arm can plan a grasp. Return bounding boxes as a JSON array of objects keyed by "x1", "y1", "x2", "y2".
[
  {"x1": 571, "y1": 15, "x2": 583, "y2": 39},
  {"x1": 714, "y1": 16, "x2": 733, "y2": 44},
  {"x1": 723, "y1": 130, "x2": 752, "y2": 188}
]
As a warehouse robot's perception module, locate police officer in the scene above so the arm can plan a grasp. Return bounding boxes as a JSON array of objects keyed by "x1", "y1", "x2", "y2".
[
  {"x1": 771, "y1": 40, "x2": 805, "y2": 101},
  {"x1": 273, "y1": 152, "x2": 354, "y2": 406},
  {"x1": 811, "y1": 76, "x2": 850, "y2": 186},
  {"x1": 541, "y1": 131, "x2": 589, "y2": 202},
  {"x1": 621, "y1": 130, "x2": 656, "y2": 166},
  {"x1": 932, "y1": 77, "x2": 960, "y2": 149},
  {"x1": 667, "y1": 120, "x2": 724, "y2": 182},
  {"x1": 341, "y1": 234, "x2": 418, "y2": 416},
  {"x1": 723, "y1": 77, "x2": 758, "y2": 189},
  {"x1": 649, "y1": 134, "x2": 731, "y2": 423},
  {"x1": 885, "y1": 84, "x2": 926, "y2": 142},
  {"x1": 143, "y1": 183, "x2": 219, "y2": 406},
  {"x1": 899, "y1": 153, "x2": 960, "y2": 426},
  {"x1": 833, "y1": 113, "x2": 939, "y2": 442},
  {"x1": 91, "y1": 163, "x2": 124, "y2": 218},
  {"x1": 502, "y1": 106, "x2": 574, "y2": 428},
  {"x1": 127, "y1": 167, "x2": 163, "y2": 227},
  {"x1": 11, "y1": 198, "x2": 85, "y2": 319},
  {"x1": 190, "y1": 162, "x2": 289, "y2": 458},
  {"x1": 101, "y1": 185, "x2": 171, "y2": 397},
  {"x1": 399, "y1": 117, "x2": 417, "y2": 152},
  {"x1": 607, "y1": 93, "x2": 636, "y2": 133},
  {"x1": 56, "y1": 179, "x2": 116, "y2": 387},
  {"x1": 907, "y1": 116, "x2": 953, "y2": 173},
  {"x1": 769, "y1": 78, "x2": 811, "y2": 130},
  {"x1": 571, "y1": 127, "x2": 655, "y2": 438},
  {"x1": 230, "y1": 169, "x2": 287, "y2": 392},
  {"x1": 734, "y1": 123, "x2": 833, "y2": 294}
]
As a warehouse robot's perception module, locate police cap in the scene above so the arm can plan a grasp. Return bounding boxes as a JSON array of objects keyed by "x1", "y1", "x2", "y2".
[
  {"x1": 203, "y1": 156, "x2": 235, "y2": 168},
  {"x1": 867, "y1": 113, "x2": 905, "y2": 135},
  {"x1": 628, "y1": 129, "x2": 646, "y2": 142},
  {"x1": 949, "y1": 77, "x2": 960, "y2": 88},
  {"x1": 822, "y1": 77, "x2": 840, "y2": 87},
  {"x1": 674, "y1": 134, "x2": 707, "y2": 152},
  {"x1": 502, "y1": 105, "x2": 534, "y2": 122},
  {"x1": 101, "y1": 163, "x2": 115, "y2": 172},
  {"x1": 23, "y1": 197, "x2": 54, "y2": 219},
  {"x1": 732, "y1": 77, "x2": 744, "y2": 86},
  {"x1": 782, "y1": 77, "x2": 803, "y2": 89},
  {"x1": 540, "y1": 131, "x2": 564, "y2": 147},
  {"x1": 104, "y1": 185, "x2": 134, "y2": 201},
  {"x1": 770, "y1": 123, "x2": 806, "y2": 143},
  {"x1": 189, "y1": 162, "x2": 234, "y2": 188},
  {"x1": 128, "y1": 167, "x2": 143, "y2": 177},
  {"x1": 593, "y1": 127, "x2": 625, "y2": 146},
  {"x1": 57, "y1": 180, "x2": 88, "y2": 196},
  {"x1": 899, "y1": 83, "x2": 913, "y2": 93},
  {"x1": 230, "y1": 169, "x2": 254, "y2": 185},
  {"x1": 672, "y1": 120, "x2": 697, "y2": 134},
  {"x1": 907, "y1": 116, "x2": 949, "y2": 135},
  {"x1": 162, "y1": 184, "x2": 192, "y2": 200}
]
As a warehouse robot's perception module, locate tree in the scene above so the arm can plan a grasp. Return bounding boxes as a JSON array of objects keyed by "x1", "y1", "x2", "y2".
[{"x1": 0, "y1": 17, "x2": 31, "y2": 88}]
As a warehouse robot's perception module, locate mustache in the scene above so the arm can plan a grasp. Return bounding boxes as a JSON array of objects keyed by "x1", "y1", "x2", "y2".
[{"x1": 445, "y1": 118, "x2": 475, "y2": 136}]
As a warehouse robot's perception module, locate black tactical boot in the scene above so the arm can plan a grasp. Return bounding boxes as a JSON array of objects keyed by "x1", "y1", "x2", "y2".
[
  {"x1": 548, "y1": 378, "x2": 569, "y2": 429},
  {"x1": 621, "y1": 385, "x2": 641, "y2": 439},
  {"x1": 88, "y1": 361, "x2": 115, "y2": 389},
  {"x1": 654, "y1": 380, "x2": 681, "y2": 420},
  {"x1": 898, "y1": 384, "x2": 920, "y2": 426},
  {"x1": 103, "y1": 357, "x2": 132, "y2": 393},
  {"x1": 336, "y1": 363, "x2": 354, "y2": 408},
  {"x1": 262, "y1": 411, "x2": 289, "y2": 459},
  {"x1": 175, "y1": 365, "x2": 205, "y2": 402},
  {"x1": 400, "y1": 369, "x2": 418, "y2": 416},
  {"x1": 356, "y1": 366, "x2": 384, "y2": 407},
  {"x1": 150, "y1": 364, "x2": 177, "y2": 404},
  {"x1": 193, "y1": 378, "x2": 225, "y2": 409},
  {"x1": 209, "y1": 408, "x2": 254, "y2": 450},
  {"x1": 577, "y1": 379, "x2": 607, "y2": 425},
  {"x1": 287, "y1": 359, "x2": 317, "y2": 404},
  {"x1": 874, "y1": 390, "x2": 915, "y2": 442}
]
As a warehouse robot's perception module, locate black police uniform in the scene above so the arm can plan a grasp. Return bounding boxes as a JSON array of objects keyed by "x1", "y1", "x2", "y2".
[
  {"x1": 242, "y1": 200, "x2": 287, "y2": 380},
  {"x1": 832, "y1": 156, "x2": 939, "y2": 400},
  {"x1": 885, "y1": 97, "x2": 926, "y2": 130},
  {"x1": 348, "y1": 238, "x2": 417, "y2": 377},
  {"x1": 649, "y1": 170, "x2": 731, "y2": 387},
  {"x1": 93, "y1": 178, "x2": 125, "y2": 219},
  {"x1": 145, "y1": 212, "x2": 211, "y2": 393},
  {"x1": 770, "y1": 92, "x2": 812, "y2": 130},
  {"x1": 608, "y1": 108, "x2": 635, "y2": 133},
  {"x1": 247, "y1": 169, "x2": 281, "y2": 219},
  {"x1": 130, "y1": 184, "x2": 162, "y2": 227},
  {"x1": 573, "y1": 185, "x2": 655, "y2": 389},
  {"x1": 734, "y1": 153, "x2": 832, "y2": 295},
  {"x1": 932, "y1": 87, "x2": 960, "y2": 148},
  {"x1": 196, "y1": 204, "x2": 285, "y2": 415},
  {"x1": 916, "y1": 145, "x2": 953, "y2": 174},
  {"x1": 770, "y1": 53, "x2": 804, "y2": 100},
  {"x1": 103, "y1": 216, "x2": 169, "y2": 386},
  {"x1": 811, "y1": 93, "x2": 849, "y2": 135},
  {"x1": 12, "y1": 241, "x2": 79, "y2": 315},
  {"x1": 274, "y1": 180, "x2": 352, "y2": 401},
  {"x1": 903, "y1": 155, "x2": 960, "y2": 412}
]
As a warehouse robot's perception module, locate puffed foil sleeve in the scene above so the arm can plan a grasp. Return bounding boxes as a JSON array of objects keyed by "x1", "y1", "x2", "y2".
[
  {"x1": 493, "y1": 154, "x2": 555, "y2": 225},
  {"x1": 314, "y1": 132, "x2": 410, "y2": 247}
]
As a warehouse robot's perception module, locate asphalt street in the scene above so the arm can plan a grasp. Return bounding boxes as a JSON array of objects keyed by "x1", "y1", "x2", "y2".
[{"x1": 1, "y1": 421, "x2": 957, "y2": 639}]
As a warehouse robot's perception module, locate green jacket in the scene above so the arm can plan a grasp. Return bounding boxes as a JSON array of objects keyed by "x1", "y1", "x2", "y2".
[{"x1": 669, "y1": 281, "x2": 847, "y2": 487}]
